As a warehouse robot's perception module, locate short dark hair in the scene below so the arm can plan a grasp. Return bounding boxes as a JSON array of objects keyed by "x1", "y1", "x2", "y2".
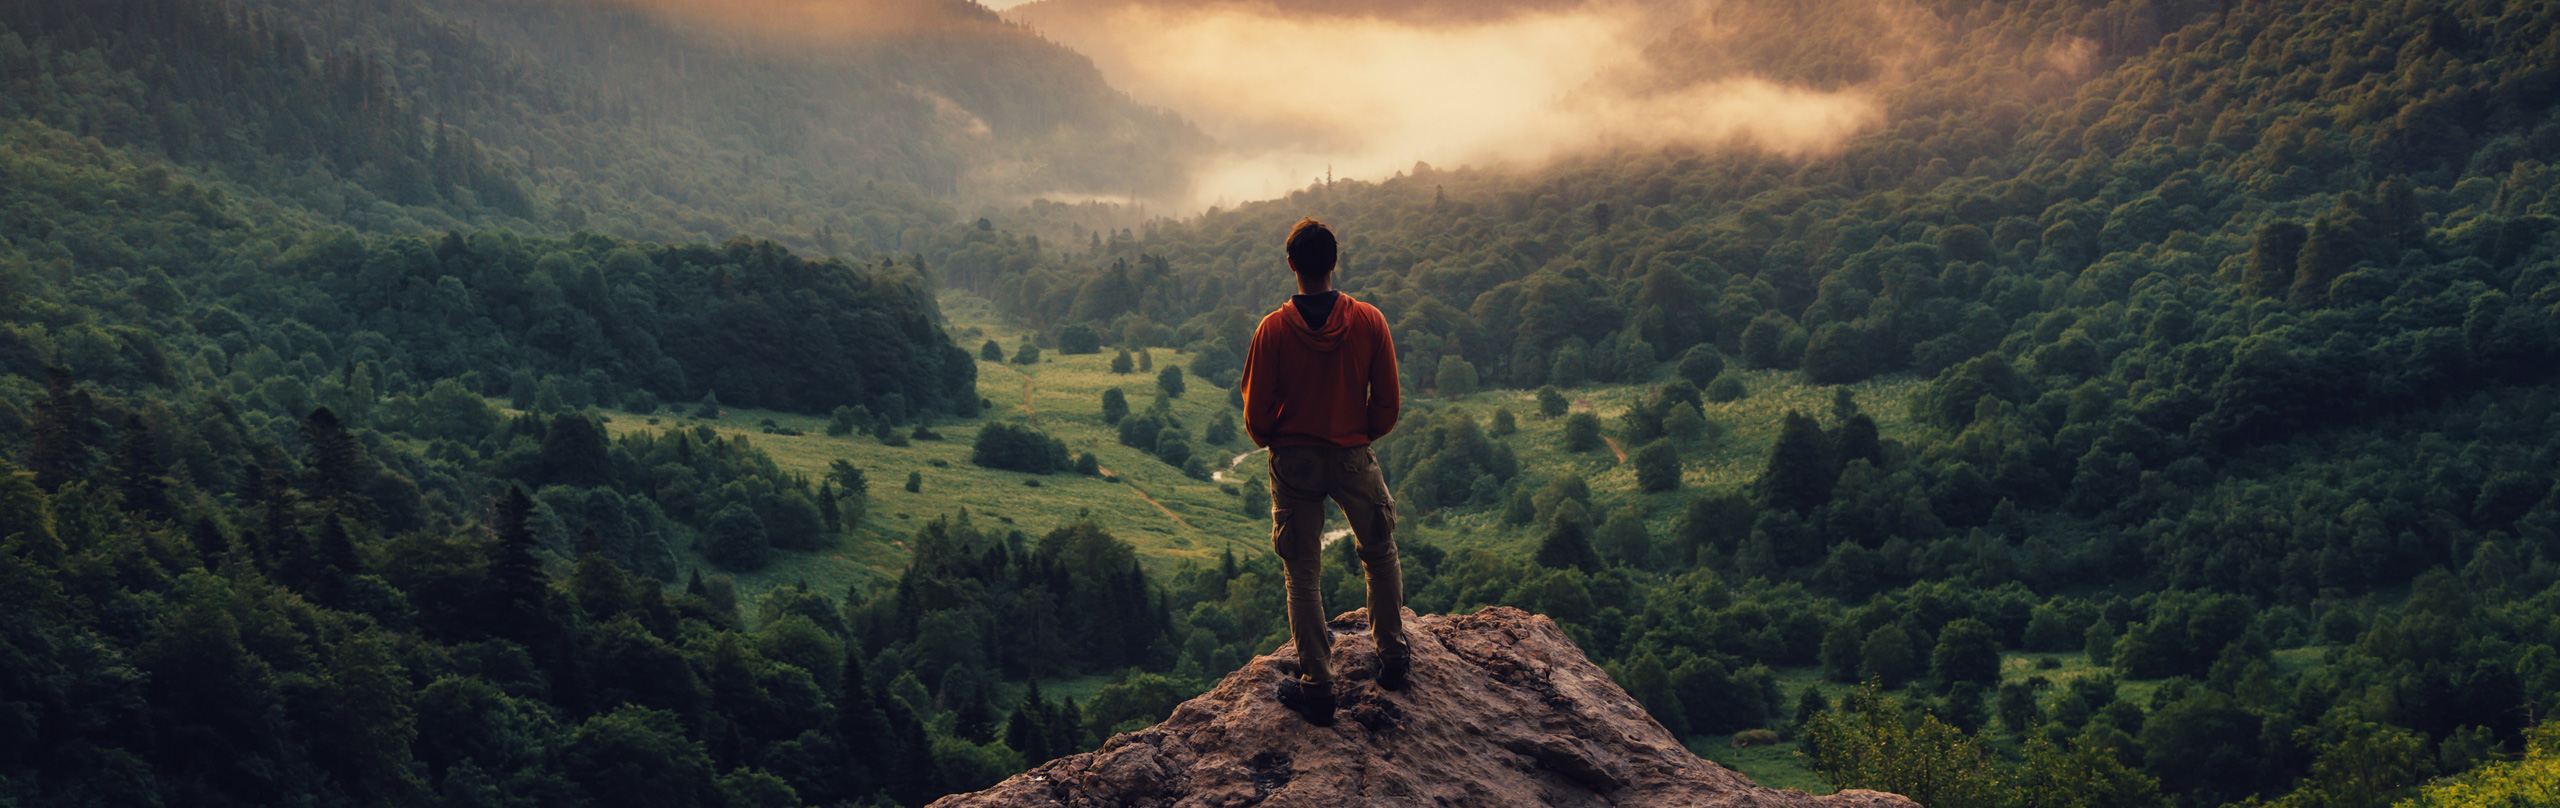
[{"x1": 1285, "y1": 217, "x2": 1337, "y2": 275}]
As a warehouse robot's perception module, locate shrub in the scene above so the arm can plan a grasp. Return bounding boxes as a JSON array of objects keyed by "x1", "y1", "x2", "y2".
[{"x1": 1563, "y1": 412, "x2": 1602, "y2": 452}]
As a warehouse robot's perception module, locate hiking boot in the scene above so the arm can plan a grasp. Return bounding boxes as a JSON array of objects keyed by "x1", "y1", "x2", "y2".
[
  {"x1": 1275, "y1": 676, "x2": 1336, "y2": 726},
  {"x1": 1377, "y1": 651, "x2": 1411, "y2": 692}
]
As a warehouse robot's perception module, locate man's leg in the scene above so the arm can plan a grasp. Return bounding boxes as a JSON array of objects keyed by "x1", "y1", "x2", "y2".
[
  {"x1": 1267, "y1": 447, "x2": 1335, "y2": 684},
  {"x1": 1329, "y1": 446, "x2": 1406, "y2": 664}
]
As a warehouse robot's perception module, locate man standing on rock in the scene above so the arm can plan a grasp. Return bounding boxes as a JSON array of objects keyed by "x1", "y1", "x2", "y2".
[{"x1": 1241, "y1": 216, "x2": 1410, "y2": 725}]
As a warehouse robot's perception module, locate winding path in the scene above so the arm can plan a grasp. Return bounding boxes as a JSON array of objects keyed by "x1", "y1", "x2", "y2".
[{"x1": 1096, "y1": 465, "x2": 1193, "y2": 531}]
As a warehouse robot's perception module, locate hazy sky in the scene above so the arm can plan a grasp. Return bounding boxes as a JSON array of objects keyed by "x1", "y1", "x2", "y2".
[{"x1": 1010, "y1": 0, "x2": 1891, "y2": 209}]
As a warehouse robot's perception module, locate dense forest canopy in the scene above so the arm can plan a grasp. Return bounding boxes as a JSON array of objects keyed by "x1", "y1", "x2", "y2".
[{"x1": 5, "y1": 0, "x2": 2560, "y2": 807}]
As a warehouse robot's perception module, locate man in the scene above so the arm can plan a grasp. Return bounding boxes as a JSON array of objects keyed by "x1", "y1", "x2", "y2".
[{"x1": 1239, "y1": 217, "x2": 1408, "y2": 726}]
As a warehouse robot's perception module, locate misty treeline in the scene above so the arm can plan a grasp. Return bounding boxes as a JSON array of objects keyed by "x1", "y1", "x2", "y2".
[{"x1": 1, "y1": 0, "x2": 1196, "y2": 249}]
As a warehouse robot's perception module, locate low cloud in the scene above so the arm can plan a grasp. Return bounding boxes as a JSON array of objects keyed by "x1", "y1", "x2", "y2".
[{"x1": 1013, "y1": 0, "x2": 1897, "y2": 208}]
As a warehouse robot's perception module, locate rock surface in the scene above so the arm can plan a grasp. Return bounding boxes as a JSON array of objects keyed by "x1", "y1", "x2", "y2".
[{"x1": 927, "y1": 606, "x2": 1919, "y2": 808}]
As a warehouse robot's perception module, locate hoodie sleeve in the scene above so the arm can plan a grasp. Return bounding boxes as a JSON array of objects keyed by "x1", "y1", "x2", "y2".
[
  {"x1": 1240, "y1": 314, "x2": 1281, "y2": 447},
  {"x1": 1365, "y1": 306, "x2": 1401, "y2": 441}
]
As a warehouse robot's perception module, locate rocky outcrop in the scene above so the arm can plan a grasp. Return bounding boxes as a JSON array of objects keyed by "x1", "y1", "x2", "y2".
[{"x1": 928, "y1": 606, "x2": 1918, "y2": 808}]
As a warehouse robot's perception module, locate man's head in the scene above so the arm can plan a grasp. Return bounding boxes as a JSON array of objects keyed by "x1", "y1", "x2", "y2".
[{"x1": 1285, "y1": 217, "x2": 1337, "y2": 277}]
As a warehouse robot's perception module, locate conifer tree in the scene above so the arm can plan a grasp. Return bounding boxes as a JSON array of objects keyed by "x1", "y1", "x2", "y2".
[
  {"x1": 113, "y1": 414, "x2": 173, "y2": 522},
  {"x1": 1760, "y1": 410, "x2": 1836, "y2": 514},
  {"x1": 27, "y1": 368, "x2": 88, "y2": 492},
  {"x1": 489, "y1": 485, "x2": 549, "y2": 635}
]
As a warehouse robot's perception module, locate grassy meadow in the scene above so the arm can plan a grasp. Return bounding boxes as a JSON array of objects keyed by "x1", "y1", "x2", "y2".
[{"x1": 570, "y1": 289, "x2": 1930, "y2": 600}]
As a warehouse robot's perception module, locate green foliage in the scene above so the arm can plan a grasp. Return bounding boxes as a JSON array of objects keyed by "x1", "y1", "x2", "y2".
[
  {"x1": 1013, "y1": 342, "x2": 1041, "y2": 365},
  {"x1": 1929, "y1": 618, "x2": 2003, "y2": 688},
  {"x1": 1634, "y1": 439, "x2": 1682, "y2": 493},
  {"x1": 1536, "y1": 386, "x2": 1569, "y2": 418},
  {"x1": 1156, "y1": 366, "x2": 1186, "y2": 399},
  {"x1": 971, "y1": 423, "x2": 1070, "y2": 473},
  {"x1": 1757, "y1": 410, "x2": 1834, "y2": 514},
  {"x1": 1808, "y1": 686, "x2": 2002, "y2": 808},
  {"x1": 2399, "y1": 723, "x2": 2560, "y2": 808},
  {"x1": 1435, "y1": 356, "x2": 1480, "y2": 398},
  {"x1": 1562, "y1": 412, "x2": 1603, "y2": 453},
  {"x1": 1101, "y1": 388, "x2": 1130, "y2": 424}
]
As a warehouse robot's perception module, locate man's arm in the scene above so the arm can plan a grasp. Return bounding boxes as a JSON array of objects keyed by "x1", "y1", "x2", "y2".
[
  {"x1": 1240, "y1": 319, "x2": 1282, "y2": 447},
  {"x1": 1365, "y1": 309, "x2": 1401, "y2": 441}
]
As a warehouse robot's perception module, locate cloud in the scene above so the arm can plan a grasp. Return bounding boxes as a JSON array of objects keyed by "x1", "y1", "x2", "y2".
[
  {"x1": 595, "y1": 0, "x2": 999, "y2": 41},
  {"x1": 1011, "y1": 0, "x2": 1895, "y2": 208}
]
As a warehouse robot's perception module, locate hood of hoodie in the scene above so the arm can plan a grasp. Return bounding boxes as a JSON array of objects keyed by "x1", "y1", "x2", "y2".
[{"x1": 1278, "y1": 292, "x2": 1357, "y2": 353}]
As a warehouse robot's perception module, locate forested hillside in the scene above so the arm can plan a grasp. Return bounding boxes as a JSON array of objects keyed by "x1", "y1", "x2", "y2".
[
  {"x1": 7, "y1": 0, "x2": 2560, "y2": 807},
  {"x1": 1, "y1": 0, "x2": 1201, "y2": 247},
  {"x1": 920, "y1": 0, "x2": 2560, "y2": 806}
]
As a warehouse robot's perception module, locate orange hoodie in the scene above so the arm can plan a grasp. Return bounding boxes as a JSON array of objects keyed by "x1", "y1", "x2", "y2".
[{"x1": 1241, "y1": 291, "x2": 1401, "y2": 448}]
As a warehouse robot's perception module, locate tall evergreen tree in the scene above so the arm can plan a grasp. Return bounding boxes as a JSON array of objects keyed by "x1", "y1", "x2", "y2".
[
  {"x1": 489, "y1": 485, "x2": 549, "y2": 638},
  {"x1": 304, "y1": 406, "x2": 369, "y2": 514},
  {"x1": 1760, "y1": 410, "x2": 1836, "y2": 514}
]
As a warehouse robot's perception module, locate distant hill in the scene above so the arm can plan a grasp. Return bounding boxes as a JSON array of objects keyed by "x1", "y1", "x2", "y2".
[{"x1": 1, "y1": 0, "x2": 1208, "y2": 248}]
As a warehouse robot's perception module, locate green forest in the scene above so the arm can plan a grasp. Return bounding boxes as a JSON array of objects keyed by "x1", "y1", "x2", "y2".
[{"x1": 5, "y1": 0, "x2": 2560, "y2": 806}]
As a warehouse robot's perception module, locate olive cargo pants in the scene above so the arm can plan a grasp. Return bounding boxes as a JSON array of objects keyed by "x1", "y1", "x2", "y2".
[{"x1": 1268, "y1": 444, "x2": 1406, "y2": 685}]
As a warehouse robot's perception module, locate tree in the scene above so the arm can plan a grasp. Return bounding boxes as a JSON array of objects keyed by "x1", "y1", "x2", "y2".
[
  {"x1": 1633, "y1": 439, "x2": 1681, "y2": 492},
  {"x1": 1435, "y1": 356, "x2": 1479, "y2": 397},
  {"x1": 981, "y1": 339, "x2": 1004, "y2": 361},
  {"x1": 1057, "y1": 325, "x2": 1102, "y2": 354},
  {"x1": 905, "y1": 471, "x2": 923, "y2": 493},
  {"x1": 1759, "y1": 410, "x2": 1834, "y2": 514},
  {"x1": 1101, "y1": 388, "x2": 1129, "y2": 424},
  {"x1": 1111, "y1": 349, "x2": 1134, "y2": 374},
  {"x1": 1675, "y1": 345, "x2": 1725, "y2": 387},
  {"x1": 1859, "y1": 625, "x2": 1917, "y2": 687},
  {"x1": 1563, "y1": 412, "x2": 1603, "y2": 453},
  {"x1": 1537, "y1": 385, "x2": 1568, "y2": 418},
  {"x1": 1013, "y1": 342, "x2": 1041, "y2": 365},
  {"x1": 1204, "y1": 410, "x2": 1236, "y2": 445},
  {"x1": 1706, "y1": 375, "x2": 1747, "y2": 402},
  {"x1": 1930, "y1": 618, "x2": 2002, "y2": 688},
  {"x1": 2240, "y1": 221, "x2": 2306, "y2": 299},
  {"x1": 706, "y1": 503, "x2": 770, "y2": 571},
  {"x1": 1805, "y1": 686, "x2": 2001, "y2": 808},
  {"x1": 560, "y1": 707, "x2": 722, "y2": 808},
  {"x1": 489, "y1": 485, "x2": 549, "y2": 632},
  {"x1": 305, "y1": 407, "x2": 370, "y2": 511},
  {"x1": 1157, "y1": 365, "x2": 1185, "y2": 398},
  {"x1": 1598, "y1": 507, "x2": 1653, "y2": 568},
  {"x1": 1534, "y1": 510, "x2": 1603, "y2": 572},
  {"x1": 1665, "y1": 402, "x2": 1708, "y2": 443},
  {"x1": 1491, "y1": 408, "x2": 1518, "y2": 436},
  {"x1": 694, "y1": 391, "x2": 723, "y2": 419}
]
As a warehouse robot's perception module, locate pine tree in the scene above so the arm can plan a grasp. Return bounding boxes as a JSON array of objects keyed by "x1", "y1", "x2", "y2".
[
  {"x1": 1760, "y1": 410, "x2": 1835, "y2": 514},
  {"x1": 305, "y1": 407, "x2": 372, "y2": 515},
  {"x1": 27, "y1": 367, "x2": 88, "y2": 493},
  {"x1": 112, "y1": 414, "x2": 173, "y2": 522},
  {"x1": 836, "y1": 645, "x2": 892, "y2": 800},
  {"x1": 489, "y1": 485, "x2": 549, "y2": 636}
]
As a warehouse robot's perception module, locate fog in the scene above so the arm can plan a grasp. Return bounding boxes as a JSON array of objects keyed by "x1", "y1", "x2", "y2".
[{"x1": 1009, "y1": 0, "x2": 1895, "y2": 209}]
